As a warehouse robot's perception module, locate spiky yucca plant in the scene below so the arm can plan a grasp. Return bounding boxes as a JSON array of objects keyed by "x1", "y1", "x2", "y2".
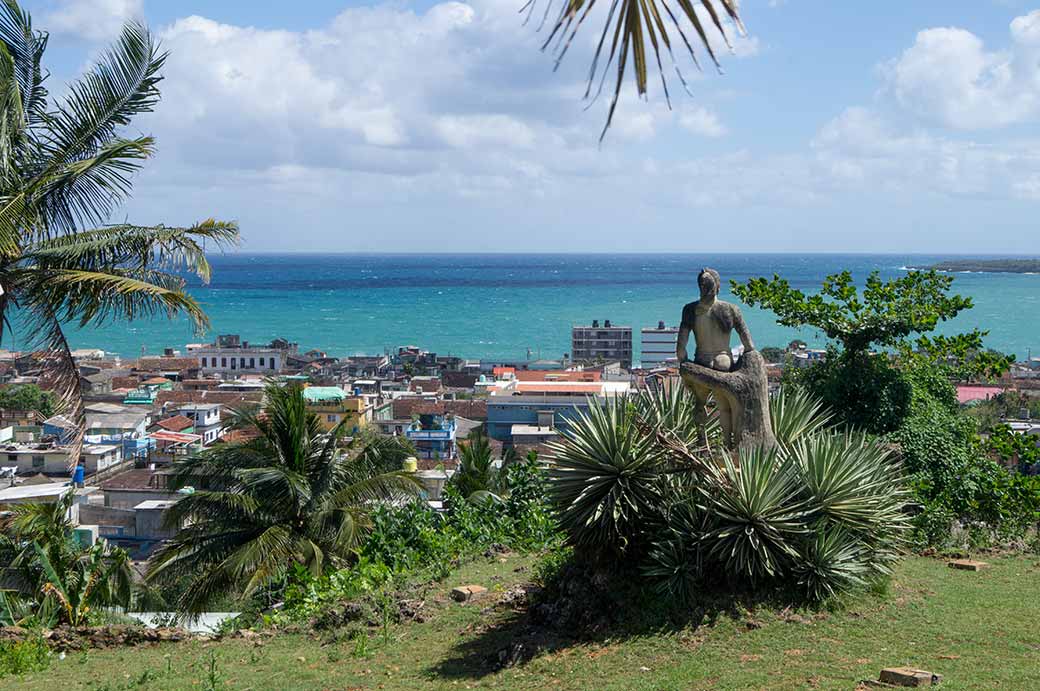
[
  {"x1": 547, "y1": 396, "x2": 666, "y2": 557},
  {"x1": 550, "y1": 385, "x2": 909, "y2": 602}
]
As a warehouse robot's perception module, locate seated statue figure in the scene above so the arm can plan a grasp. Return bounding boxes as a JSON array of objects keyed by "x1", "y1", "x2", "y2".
[{"x1": 676, "y1": 268, "x2": 756, "y2": 449}]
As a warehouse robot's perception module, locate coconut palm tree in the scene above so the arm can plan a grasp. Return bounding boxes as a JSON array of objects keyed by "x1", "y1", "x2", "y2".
[
  {"x1": 525, "y1": 0, "x2": 745, "y2": 137},
  {"x1": 145, "y1": 384, "x2": 422, "y2": 617},
  {"x1": 0, "y1": 1, "x2": 238, "y2": 457}
]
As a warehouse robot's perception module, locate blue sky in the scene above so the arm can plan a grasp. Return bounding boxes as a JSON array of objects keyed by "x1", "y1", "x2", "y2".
[{"x1": 20, "y1": 0, "x2": 1040, "y2": 252}]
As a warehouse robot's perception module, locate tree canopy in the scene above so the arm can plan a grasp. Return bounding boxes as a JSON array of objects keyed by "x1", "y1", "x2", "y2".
[
  {"x1": 732, "y1": 270, "x2": 977, "y2": 356},
  {"x1": 0, "y1": 1, "x2": 238, "y2": 459}
]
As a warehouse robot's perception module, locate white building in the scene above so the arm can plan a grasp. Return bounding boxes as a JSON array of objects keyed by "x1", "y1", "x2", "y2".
[
  {"x1": 640, "y1": 322, "x2": 680, "y2": 369},
  {"x1": 175, "y1": 403, "x2": 224, "y2": 445}
]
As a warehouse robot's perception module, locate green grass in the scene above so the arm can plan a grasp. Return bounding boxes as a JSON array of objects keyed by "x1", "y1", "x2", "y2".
[{"x1": 7, "y1": 553, "x2": 1040, "y2": 690}]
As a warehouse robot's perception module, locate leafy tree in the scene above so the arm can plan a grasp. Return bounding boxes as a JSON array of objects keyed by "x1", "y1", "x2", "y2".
[
  {"x1": 988, "y1": 424, "x2": 1040, "y2": 473},
  {"x1": 146, "y1": 384, "x2": 421, "y2": 617},
  {"x1": 0, "y1": 383, "x2": 55, "y2": 416},
  {"x1": 760, "y1": 346, "x2": 787, "y2": 364},
  {"x1": 525, "y1": 1, "x2": 744, "y2": 138},
  {"x1": 734, "y1": 270, "x2": 1010, "y2": 434},
  {"x1": 0, "y1": 2, "x2": 238, "y2": 455},
  {"x1": 732, "y1": 270, "x2": 978, "y2": 357}
]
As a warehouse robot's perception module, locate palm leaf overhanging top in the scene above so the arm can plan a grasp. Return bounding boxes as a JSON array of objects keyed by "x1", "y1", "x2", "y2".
[{"x1": 523, "y1": 0, "x2": 745, "y2": 139}]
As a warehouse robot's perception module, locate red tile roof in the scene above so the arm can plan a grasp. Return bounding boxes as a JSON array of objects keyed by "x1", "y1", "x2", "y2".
[{"x1": 155, "y1": 415, "x2": 194, "y2": 432}]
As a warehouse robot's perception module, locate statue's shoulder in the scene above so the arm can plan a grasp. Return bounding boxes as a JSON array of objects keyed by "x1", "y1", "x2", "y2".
[
  {"x1": 680, "y1": 300, "x2": 699, "y2": 325},
  {"x1": 716, "y1": 299, "x2": 744, "y2": 317}
]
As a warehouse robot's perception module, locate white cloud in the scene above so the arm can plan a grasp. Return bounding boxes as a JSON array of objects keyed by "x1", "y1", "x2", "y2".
[
  {"x1": 881, "y1": 10, "x2": 1040, "y2": 129},
  {"x1": 679, "y1": 106, "x2": 728, "y2": 137},
  {"x1": 43, "y1": 0, "x2": 142, "y2": 41},
  {"x1": 811, "y1": 106, "x2": 1040, "y2": 199}
]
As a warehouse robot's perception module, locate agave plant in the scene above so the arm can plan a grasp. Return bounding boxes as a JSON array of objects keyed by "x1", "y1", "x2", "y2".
[
  {"x1": 792, "y1": 526, "x2": 869, "y2": 602},
  {"x1": 770, "y1": 387, "x2": 833, "y2": 450},
  {"x1": 547, "y1": 396, "x2": 666, "y2": 556},
  {"x1": 698, "y1": 446, "x2": 811, "y2": 582},
  {"x1": 525, "y1": 0, "x2": 745, "y2": 137},
  {"x1": 552, "y1": 377, "x2": 910, "y2": 603},
  {"x1": 792, "y1": 431, "x2": 908, "y2": 536}
]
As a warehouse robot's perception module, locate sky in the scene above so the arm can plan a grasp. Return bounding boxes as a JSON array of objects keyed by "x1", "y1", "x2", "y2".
[{"x1": 19, "y1": 0, "x2": 1040, "y2": 253}]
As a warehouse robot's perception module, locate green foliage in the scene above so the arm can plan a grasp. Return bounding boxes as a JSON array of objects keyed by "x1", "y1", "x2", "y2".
[
  {"x1": 0, "y1": 384, "x2": 55, "y2": 416},
  {"x1": 760, "y1": 346, "x2": 787, "y2": 364},
  {"x1": 792, "y1": 350, "x2": 911, "y2": 435},
  {"x1": 550, "y1": 388, "x2": 908, "y2": 603},
  {"x1": 769, "y1": 387, "x2": 832, "y2": 449},
  {"x1": 0, "y1": 492, "x2": 130, "y2": 626},
  {"x1": 450, "y1": 432, "x2": 504, "y2": 501},
  {"x1": 988, "y1": 424, "x2": 1040, "y2": 472},
  {"x1": 0, "y1": 2, "x2": 238, "y2": 449},
  {"x1": 0, "y1": 635, "x2": 50, "y2": 679},
  {"x1": 732, "y1": 270, "x2": 975, "y2": 356},
  {"x1": 547, "y1": 396, "x2": 666, "y2": 559},
  {"x1": 265, "y1": 455, "x2": 559, "y2": 625},
  {"x1": 145, "y1": 383, "x2": 422, "y2": 617}
]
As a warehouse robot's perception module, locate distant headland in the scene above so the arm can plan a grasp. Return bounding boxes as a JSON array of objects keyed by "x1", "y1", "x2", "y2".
[{"x1": 908, "y1": 258, "x2": 1040, "y2": 274}]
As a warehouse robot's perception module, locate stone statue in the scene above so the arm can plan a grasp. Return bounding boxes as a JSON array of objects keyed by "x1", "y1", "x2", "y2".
[{"x1": 677, "y1": 268, "x2": 775, "y2": 452}]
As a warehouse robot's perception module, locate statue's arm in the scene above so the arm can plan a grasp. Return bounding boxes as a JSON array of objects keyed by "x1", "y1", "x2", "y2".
[
  {"x1": 676, "y1": 325, "x2": 691, "y2": 363},
  {"x1": 676, "y1": 304, "x2": 692, "y2": 362},
  {"x1": 734, "y1": 307, "x2": 756, "y2": 352}
]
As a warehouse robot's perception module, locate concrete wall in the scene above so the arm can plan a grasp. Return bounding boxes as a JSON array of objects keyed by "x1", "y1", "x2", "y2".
[
  {"x1": 81, "y1": 504, "x2": 136, "y2": 536},
  {"x1": 104, "y1": 488, "x2": 181, "y2": 510}
]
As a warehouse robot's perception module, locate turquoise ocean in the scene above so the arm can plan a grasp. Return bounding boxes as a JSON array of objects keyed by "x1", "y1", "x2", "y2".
[{"x1": 41, "y1": 254, "x2": 1040, "y2": 363}]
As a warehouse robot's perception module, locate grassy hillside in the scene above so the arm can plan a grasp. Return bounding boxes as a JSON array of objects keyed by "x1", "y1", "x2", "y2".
[{"x1": 8, "y1": 553, "x2": 1040, "y2": 690}]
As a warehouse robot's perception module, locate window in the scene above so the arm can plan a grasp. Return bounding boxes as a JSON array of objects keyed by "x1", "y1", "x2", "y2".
[
  {"x1": 212, "y1": 357, "x2": 218, "y2": 367},
  {"x1": 259, "y1": 357, "x2": 265, "y2": 367},
  {"x1": 221, "y1": 357, "x2": 227, "y2": 368},
  {"x1": 327, "y1": 414, "x2": 337, "y2": 423},
  {"x1": 7, "y1": 454, "x2": 16, "y2": 462},
  {"x1": 32, "y1": 455, "x2": 44, "y2": 469},
  {"x1": 249, "y1": 358, "x2": 255, "y2": 368},
  {"x1": 240, "y1": 357, "x2": 246, "y2": 368},
  {"x1": 270, "y1": 358, "x2": 276, "y2": 369}
]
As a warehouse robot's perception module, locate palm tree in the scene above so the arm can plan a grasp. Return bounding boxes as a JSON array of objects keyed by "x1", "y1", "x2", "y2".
[
  {"x1": 525, "y1": 0, "x2": 745, "y2": 137},
  {"x1": 145, "y1": 384, "x2": 422, "y2": 617},
  {"x1": 0, "y1": 1, "x2": 238, "y2": 458},
  {"x1": 452, "y1": 432, "x2": 505, "y2": 502},
  {"x1": 0, "y1": 490, "x2": 131, "y2": 626}
]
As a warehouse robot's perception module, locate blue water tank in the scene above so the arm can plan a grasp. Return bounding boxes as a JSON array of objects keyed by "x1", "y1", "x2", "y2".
[{"x1": 72, "y1": 465, "x2": 85, "y2": 486}]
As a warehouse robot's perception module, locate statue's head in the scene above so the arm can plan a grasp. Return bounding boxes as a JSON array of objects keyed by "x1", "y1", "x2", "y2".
[{"x1": 698, "y1": 268, "x2": 721, "y2": 299}]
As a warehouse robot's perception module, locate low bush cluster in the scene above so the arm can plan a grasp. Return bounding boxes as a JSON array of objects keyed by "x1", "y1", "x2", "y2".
[
  {"x1": 265, "y1": 456, "x2": 559, "y2": 625},
  {"x1": 547, "y1": 388, "x2": 908, "y2": 604},
  {"x1": 0, "y1": 636, "x2": 50, "y2": 679},
  {"x1": 895, "y1": 359, "x2": 1040, "y2": 548}
]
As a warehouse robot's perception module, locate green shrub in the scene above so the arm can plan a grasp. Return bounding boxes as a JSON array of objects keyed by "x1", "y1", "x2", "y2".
[
  {"x1": 549, "y1": 389, "x2": 908, "y2": 603},
  {"x1": 547, "y1": 396, "x2": 667, "y2": 560},
  {"x1": 794, "y1": 351, "x2": 912, "y2": 435},
  {"x1": 0, "y1": 636, "x2": 50, "y2": 678}
]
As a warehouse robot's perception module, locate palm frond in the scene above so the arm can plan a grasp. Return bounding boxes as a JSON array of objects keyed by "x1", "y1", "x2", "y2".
[
  {"x1": 526, "y1": 0, "x2": 744, "y2": 138},
  {"x1": 33, "y1": 21, "x2": 164, "y2": 231}
]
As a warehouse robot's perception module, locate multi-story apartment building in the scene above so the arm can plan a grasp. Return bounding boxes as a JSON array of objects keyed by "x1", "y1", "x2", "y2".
[
  {"x1": 571, "y1": 320, "x2": 633, "y2": 369},
  {"x1": 188, "y1": 334, "x2": 297, "y2": 376},
  {"x1": 640, "y1": 321, "x2": 680, "y2": 369}
]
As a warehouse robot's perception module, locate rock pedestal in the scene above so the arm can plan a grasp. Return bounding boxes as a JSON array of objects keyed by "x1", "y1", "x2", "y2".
[{"x1": 680, "y1": 350, "x2": 776, "y2": 452}]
